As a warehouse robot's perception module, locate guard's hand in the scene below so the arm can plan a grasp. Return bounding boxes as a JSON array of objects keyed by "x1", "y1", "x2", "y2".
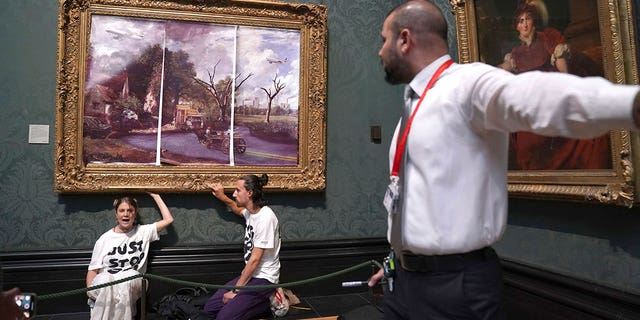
[{"x1": 368, "y1": 268, "x2": 384, "y2": 288}]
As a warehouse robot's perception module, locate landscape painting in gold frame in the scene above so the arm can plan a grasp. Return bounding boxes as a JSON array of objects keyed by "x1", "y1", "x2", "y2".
[
  {"x1": 55, "y1": 0, "x2": 327, "y2": 193},
  {"x1": 450, "y1": 0, "x2": 639, "y2": 206}
]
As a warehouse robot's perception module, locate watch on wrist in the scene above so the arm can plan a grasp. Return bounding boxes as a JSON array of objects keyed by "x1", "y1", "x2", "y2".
[{"x1": 232, "y1": 288, "x2": 239, "y2": 294}]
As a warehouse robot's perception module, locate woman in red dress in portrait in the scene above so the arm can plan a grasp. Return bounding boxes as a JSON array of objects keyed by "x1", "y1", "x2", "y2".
[{"x1": 499, "y1": 0, "x2": 611, "y2": 170}]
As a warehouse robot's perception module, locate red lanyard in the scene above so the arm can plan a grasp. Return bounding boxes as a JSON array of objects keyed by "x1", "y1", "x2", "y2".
[{"x1": 391, "y1": 59, "x2": 454, "y2": 176}]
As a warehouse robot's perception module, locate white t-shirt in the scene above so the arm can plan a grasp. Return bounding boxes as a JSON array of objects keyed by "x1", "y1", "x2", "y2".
[
  {"x1": 243, "y1": 206, "x2": 281, "y2": 284},
  {"x1": 88, "y1": 223, "x2": 159, "y2": 276}
]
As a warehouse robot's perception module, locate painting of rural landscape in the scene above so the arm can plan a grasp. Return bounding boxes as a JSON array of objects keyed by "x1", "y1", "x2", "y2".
[{"x1": 82, "y1": 15, "x2": 300, "y2": 167}]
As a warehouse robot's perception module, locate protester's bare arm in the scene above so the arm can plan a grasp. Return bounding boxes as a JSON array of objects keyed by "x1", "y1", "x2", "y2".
[
  {"x1": 222, "y1": 247, "x2": 265, "y2": 304},
  {"x1": 206, "y1": 182, "x2": 244, "y2": 217},
  {"x1": 148, "y1": 192, "x2": 175, "y2": 233},
  {"x1": 86, "y1": 269, "x2": 98, "y2": 298}
]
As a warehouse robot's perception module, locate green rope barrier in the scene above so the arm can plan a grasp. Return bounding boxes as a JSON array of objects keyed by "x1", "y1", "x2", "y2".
[
  {"x1": 38, "y1": 273, "x2": 143, "y2": 300},
  {"x1": 36, "y1": 260, "x2": 383, "y2": 301},
  {"x1": 146, "y1": 260, "x2": 383, "y2": 291}
]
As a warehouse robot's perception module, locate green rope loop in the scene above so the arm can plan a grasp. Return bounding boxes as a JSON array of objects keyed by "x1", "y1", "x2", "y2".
[
  {"x1": 36, "y1": 260, "x2": 383, "y2": 301},
  {"x1": 38, "y1": 273, "x2": 143, "y2": 300}
]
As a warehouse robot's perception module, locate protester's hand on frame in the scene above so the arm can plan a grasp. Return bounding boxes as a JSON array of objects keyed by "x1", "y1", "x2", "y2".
[{"x1": 206, "y1": 182, "x2": 226, "y2": 199}]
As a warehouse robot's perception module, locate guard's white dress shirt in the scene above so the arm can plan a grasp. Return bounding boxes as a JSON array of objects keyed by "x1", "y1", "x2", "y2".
[{"x1": 388, "y1": 55, "x2": 639, "y2": 256}]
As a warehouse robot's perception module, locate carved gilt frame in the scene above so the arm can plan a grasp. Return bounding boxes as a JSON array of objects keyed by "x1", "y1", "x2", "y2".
[
  {"x1": 55, "y1": 0, "x2": 327, "y2": 193},
  {"x1": 451, "y1": 0, "x2": 639, "y2": 206}
]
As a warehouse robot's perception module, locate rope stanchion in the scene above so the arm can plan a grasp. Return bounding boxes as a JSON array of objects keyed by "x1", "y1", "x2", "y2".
[{"x1": 35, "y1": 260, "x2": 383, "y2": 301}]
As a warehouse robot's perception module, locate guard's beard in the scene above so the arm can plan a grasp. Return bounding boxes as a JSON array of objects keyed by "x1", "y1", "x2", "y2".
[
  {"x1": 384, "y1": 68, "x2": 401, "y2": 85},
  {"x1": 383, "y1": 62, "x2": 404, "y2": 85},
  {"x1": 382, "y1": 55, "x2": 408, "y2": 85}
]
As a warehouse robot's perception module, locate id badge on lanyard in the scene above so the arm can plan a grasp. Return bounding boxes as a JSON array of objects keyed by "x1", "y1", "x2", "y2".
[
  {"x1": 383, "y1": 59, "x2": 454, "y2": 216},
  {"x1": 384, "y1": 175, "x2": 400, "y2": 215}
]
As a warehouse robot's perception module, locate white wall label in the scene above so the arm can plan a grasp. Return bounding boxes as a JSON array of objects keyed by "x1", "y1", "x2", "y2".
[{"x1": 28, "y1": 124, "x2": 49, "y2": 144}]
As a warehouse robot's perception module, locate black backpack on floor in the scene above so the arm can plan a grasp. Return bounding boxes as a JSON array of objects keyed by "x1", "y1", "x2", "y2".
[{"x1": 151, "y1": 287, "x2": 211, "y2": 320}]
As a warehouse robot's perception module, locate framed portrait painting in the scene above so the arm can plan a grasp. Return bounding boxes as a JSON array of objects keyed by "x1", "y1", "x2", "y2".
[
  {"x1": 451, "y1": 0, "x2": 639, "y2": 206},
  {"x1": 55, "y1": 0, "x2": 327, "y2": 193}
]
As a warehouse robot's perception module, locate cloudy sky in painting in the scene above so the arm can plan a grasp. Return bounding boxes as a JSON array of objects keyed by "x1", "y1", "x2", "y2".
[
  {"x1": 86, "y1": 15, "x2": 300, "y2": 109},
  {"x1": 86, "y1": 15, "x2": 164, "y2": 89}
]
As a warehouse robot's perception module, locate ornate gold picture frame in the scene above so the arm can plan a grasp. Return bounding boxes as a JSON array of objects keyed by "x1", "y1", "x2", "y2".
[
  {"x1": 55, "y1": 0, "x2": 327, "y2": 193},
  {"x1": 451, "y1": 0, "x2": 639, "y2": 206}
]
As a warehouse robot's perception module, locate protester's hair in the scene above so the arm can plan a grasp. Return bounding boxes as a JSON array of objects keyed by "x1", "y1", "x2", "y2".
[
  {"x1": 240, "y1": 174, "x2": 269, "y2": 207},
  {"x1": 388, "y1": 0, "x2": 447, "y2": 42},
  {"x1": 512, "y1": 3, "x2": 539, "y2": 28},
  {"x1": 113, "y1": 196, "x2": 138, "y2": 211}
]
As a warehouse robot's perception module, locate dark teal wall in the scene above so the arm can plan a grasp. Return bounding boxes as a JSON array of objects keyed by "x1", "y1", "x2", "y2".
[
  {"x1": 2, "y1": 0, "x2": 640, "y2": 296},
  {"x1": 498, "y1": 199, "x2": 640, "y2": 295},
  {"x1": 0, "y1": 0, "x2": 403, "y2": 250}
]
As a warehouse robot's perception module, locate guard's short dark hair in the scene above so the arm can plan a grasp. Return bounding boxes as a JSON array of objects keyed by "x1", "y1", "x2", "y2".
[{"x1": 388, "y1": 0, "x2": 448, "y2": 42}]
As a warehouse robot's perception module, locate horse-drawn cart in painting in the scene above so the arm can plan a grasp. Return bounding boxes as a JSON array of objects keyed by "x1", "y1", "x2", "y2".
[{"x1": 197, "y1": 130, "x2": 247, "y2": 154}]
